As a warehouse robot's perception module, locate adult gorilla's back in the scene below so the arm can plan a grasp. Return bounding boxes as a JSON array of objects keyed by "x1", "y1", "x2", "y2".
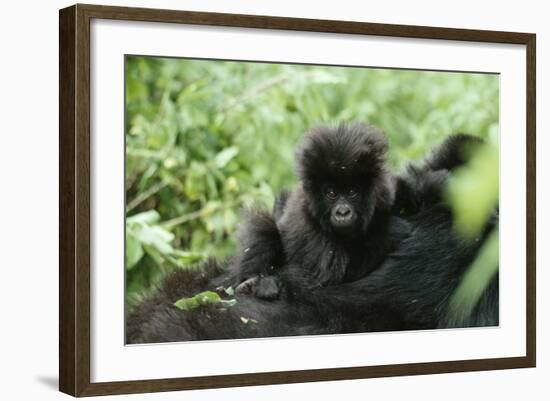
[{"x1": 126, "y1": 260, "x2": 323, "y2": 343}]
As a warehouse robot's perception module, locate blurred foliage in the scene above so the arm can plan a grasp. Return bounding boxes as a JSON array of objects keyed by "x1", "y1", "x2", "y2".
[
  {"x1": 125, "y1": 56, "x2": 499, "y2": 304},
  {"x1": 448, "y1": 229, "x2": 499, "y2": 324},
  {"x1": 446, "y1": 136, "x2": 499, "y2": 239},
  {"x1": 446, "y1": 135, "x2": 499, "y2": 321}
]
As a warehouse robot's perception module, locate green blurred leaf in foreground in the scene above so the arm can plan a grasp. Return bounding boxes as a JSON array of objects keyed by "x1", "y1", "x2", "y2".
[
  {"x1": 445, "y1": 141, "x2": 499, "y2": 239},
  {"x1": 447, "y1": 229, "x2": 499, "y2": 324}
]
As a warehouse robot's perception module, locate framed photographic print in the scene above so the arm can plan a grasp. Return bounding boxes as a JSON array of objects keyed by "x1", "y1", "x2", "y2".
[{"x1": 59, "y1": 3, "x2": 536, "y2": 397}]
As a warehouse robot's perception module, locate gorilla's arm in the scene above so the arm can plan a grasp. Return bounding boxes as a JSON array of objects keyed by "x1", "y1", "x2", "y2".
[
  {"x1": 224, "y1": 209, "x2": 284, "y2": 300},
  {"x1": 393, "y1": 134, "x2": 484, "y2": 216},
  {"x1": 424, "y1": 134, "x2": 484, "y2": 172}
]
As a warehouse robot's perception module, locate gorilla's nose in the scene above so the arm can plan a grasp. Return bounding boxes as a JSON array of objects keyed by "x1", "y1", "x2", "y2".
[{"x1": 335, "y1": 205, "x2": 351, "y2": 218}]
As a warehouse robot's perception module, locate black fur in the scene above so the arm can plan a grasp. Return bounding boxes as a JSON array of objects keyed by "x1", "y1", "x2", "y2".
[
  {"x1": 228, "y1": 209, "x2": 284, "y2": 284},
  {"x1": 273, "y1": 188, "x2": 290, "y2": 222}
]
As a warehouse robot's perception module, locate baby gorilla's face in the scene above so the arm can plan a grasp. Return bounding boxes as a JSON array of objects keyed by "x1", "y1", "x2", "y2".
[
  {"x1": 305, "y1": 178, "x2": 376, "y2": 239},
  {"x1": 323, "y1": 184, "x2": 360, "y2": 234}
]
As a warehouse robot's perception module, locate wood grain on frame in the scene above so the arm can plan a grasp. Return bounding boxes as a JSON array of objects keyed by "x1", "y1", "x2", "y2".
[{"x1": 59, "y1": 3, "x2": 536, "y2": 397}]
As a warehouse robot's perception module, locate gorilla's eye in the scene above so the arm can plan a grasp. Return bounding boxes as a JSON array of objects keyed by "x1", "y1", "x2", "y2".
[
  {"x1": 348, "y1": 187, "x2": 358, "y2": 199},
  {"x1": 325, "y1": 188, "x2": 338, "y2": 200}
]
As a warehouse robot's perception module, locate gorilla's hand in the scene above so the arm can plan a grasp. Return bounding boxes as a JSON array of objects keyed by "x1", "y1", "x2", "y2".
[{"x1": 235, "y1": 275, "x2": 283, "y2": 300}]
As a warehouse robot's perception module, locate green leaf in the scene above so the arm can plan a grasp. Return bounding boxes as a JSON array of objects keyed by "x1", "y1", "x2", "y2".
[
  {"x1": 174, "y1": 297, "x2": 200, "y2": 311},
  {"x1": 447, "y1": 229, "x2": 499, "y2": 324},
  {"x1": 213, "y1": 146, "x2": 239, "y2": 168},
  {"x1": 195, "y1": 290, "x2": 222, "y2": 305},
  {"x1": 126, "y1": 232, "x2": 144, "y2": 269},
  {"x1": 134, "y1": 225, "x2": 175, "y2": 255},
  {"x1": 173, "y1": 291, "x2": 225, "y2": 311},
  {"x1": 142, "y1": 244, "x2": 164, "y2": 265},
  {"x1": 127, "y1": 210, "x2": 161, "y2": 225},
  {"x1": 170, "y1": 250, "x2": 205, "y2": 265},
  {"x1": 445, "y1": 142, "x2": 499, "y2": 238}
]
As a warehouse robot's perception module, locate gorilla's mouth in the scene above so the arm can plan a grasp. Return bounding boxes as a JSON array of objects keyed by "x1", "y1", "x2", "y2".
[
  {"x1": 330, "y1": 213, "x2": 357, "y2": 234},
  {"x1": 329, "y1": 203, "x2": 357, "y2": 233}
]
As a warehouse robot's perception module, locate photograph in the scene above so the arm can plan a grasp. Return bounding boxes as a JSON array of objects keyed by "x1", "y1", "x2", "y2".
[{"x1": 124, "y1": 56, "x2": 500, "y2": 344}]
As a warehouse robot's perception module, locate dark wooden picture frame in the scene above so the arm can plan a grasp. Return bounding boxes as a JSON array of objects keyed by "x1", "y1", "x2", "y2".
[{"x1": 59, "y1": 3, "x2": 536, "y2": 397}]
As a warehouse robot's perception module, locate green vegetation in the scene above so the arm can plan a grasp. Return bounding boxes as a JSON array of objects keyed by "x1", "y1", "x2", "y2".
[
  {"x1": 173, "y1": 290, "x2": 237, "y2": 311},
  {"x1": 445, "y1": 137, "x2": 499, "y2": 321},
  {"x1": 125, "y1": 55, "x2": 499, "y2": 311}
]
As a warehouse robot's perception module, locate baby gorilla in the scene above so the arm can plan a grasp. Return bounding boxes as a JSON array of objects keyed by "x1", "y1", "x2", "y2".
[{"x1": 227, "y1": 123, "x2": 404, "y2": 300}]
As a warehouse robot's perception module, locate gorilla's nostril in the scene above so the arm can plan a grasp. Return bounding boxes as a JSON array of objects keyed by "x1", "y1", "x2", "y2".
[{"x1": 336, "y1": 206, "x2": 351, "y2": 217}]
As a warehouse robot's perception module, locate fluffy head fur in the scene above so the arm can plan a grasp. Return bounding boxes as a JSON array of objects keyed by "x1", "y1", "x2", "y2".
[
  {"x1": 293, "y1": 123, "x2": 393, "y2": 237},
  {"x1": 297, "y1": 123, "x2": 389, "y2": 185}
]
